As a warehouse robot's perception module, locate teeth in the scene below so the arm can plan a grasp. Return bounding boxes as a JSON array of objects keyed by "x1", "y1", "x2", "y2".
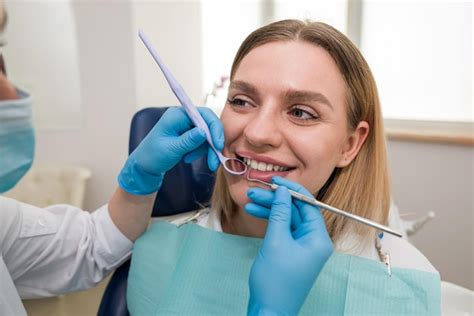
[
  {"x1": 242, "y1": 157, "x2": 289, "y2": 172},
  {"x1": 251, "y1": 160, "x2": 258, "y2": 169}
]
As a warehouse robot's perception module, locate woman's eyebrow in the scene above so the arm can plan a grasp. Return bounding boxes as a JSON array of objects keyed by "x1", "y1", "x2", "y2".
[
  {"x1": 229, "y1": 80, "x2": 333, "y2": 110},
  {"x1": 228, "y1": 80, "x2": 259, "y2": 95},
  {"x1": 284, "y1": 90, "x2": 334, "y2": 110}
]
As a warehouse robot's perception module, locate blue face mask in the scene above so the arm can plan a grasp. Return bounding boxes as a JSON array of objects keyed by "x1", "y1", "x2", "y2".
[{"x1": 0, "y1": 89, "x2": 35, "y2": 193}]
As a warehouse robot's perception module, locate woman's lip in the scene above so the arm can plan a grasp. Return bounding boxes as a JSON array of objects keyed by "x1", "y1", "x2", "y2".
[
  {"x1": 236, "y1": 151, "x2": 294, "y2": 168},
  {"x1": 246, "y1": 168, "x2": 291, "y2": 183}
]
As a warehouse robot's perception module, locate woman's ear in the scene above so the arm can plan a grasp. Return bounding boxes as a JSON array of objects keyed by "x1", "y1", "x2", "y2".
[{"x1": 336, "y1": 121, "x2": 369, "y2": 167}]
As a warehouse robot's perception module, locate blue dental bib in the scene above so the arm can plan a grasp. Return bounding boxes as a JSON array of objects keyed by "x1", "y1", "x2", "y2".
[{"x1": 128, "y1": 220, "x2": 440, "y2": 315}]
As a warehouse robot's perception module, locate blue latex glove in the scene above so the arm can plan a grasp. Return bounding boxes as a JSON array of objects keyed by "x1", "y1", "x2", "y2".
[
  {"x1": 118, "y1": 107, "x2": 223, "y2": 195},
  {"x1": 246, "y1": 177, "x2": 334, "y2": 316}
]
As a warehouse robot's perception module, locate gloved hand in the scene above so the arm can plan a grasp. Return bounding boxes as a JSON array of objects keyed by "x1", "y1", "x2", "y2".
[
  {"x1": 246, "y1": 176, "x2": 334, "y2": 315},
  {"x1": 118, "y1": 107, "x2": 223, "y2": 195}
]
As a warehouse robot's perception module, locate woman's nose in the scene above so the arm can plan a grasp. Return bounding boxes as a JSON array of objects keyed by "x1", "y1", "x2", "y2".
[{"x1": 243, "y1": 108, "x2": 283, "y2": 148}]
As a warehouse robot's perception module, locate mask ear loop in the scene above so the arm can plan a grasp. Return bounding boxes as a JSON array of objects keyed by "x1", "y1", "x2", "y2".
[
  {"x1": 0, "y1": 52, "x2": 7, "y2": 76},
  {"x1": 0, "y1": 36, "x2": 7, "y2": 76}
]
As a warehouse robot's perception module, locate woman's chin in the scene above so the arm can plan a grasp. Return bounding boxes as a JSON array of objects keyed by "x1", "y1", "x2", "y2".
[{"x1": 227, "y1": 181, "x2": 250, "y2": 208}]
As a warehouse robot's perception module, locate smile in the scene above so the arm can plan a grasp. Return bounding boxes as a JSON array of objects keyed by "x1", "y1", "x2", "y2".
[{"x1": 242, "y1": 157, "x2": 290, "y2": 172}]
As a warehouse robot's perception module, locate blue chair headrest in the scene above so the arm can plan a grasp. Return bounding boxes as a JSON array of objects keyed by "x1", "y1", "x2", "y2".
[{"x1": 129, "y1": 107, "x2": 216, "y2": 217}]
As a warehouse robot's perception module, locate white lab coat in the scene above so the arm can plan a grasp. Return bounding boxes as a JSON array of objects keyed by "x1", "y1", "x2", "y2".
[{"x1": 0, "y1": 196, "x2": 133, "y2": 316}]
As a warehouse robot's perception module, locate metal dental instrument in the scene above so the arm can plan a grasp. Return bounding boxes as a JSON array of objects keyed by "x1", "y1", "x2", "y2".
[
  {"x1": 246, "y1": 173, "x2": 403, "y2": 238},
  {"x1": 138, "y1": 30, "x2": 247, "y2": 176}
]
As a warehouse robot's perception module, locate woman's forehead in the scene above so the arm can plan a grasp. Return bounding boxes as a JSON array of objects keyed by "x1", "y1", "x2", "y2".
[{"x1": 232, "y1": 41, "x2": 347, "y2": 108}]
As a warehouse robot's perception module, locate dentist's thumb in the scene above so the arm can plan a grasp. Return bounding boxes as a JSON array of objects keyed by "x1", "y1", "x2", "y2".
[
  {"x1": 266, "y1": 186, "x2": 292, "y2": 238},
  {"x1": 173, "y1": 127, "x2": 206, "y2": 155}
]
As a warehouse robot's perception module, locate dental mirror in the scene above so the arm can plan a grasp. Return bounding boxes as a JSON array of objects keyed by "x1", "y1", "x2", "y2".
[{"x1": 138, "y1": 30, "x2": 247, "y2": 175}]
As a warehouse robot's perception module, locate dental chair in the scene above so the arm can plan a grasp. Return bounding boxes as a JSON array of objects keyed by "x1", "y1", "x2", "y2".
[{"x1": 97, "y1": 107, "x2": 215, "y2": 316}]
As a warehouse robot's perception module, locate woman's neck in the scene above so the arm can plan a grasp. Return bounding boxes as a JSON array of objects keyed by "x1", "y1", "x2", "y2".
[{"x1": 221, "y1": 207, "x2": 267, "y2": 238}]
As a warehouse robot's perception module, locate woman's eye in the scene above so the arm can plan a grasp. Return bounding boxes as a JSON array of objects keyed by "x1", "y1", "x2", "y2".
[
  {"x1": 289, "y1": 106, "x2": 319, "y2": 121},
  {"x1": 226, "y1": 97, "x2": 249, "y2": 107}
]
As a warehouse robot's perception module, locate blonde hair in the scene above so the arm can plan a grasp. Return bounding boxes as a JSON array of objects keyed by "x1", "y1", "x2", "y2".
[{"x1": 211, "y1": 19, "x2": 390, "y2": 245}]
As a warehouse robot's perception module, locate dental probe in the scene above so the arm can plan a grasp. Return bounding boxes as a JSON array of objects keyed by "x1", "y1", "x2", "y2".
[
  {"x1": 247, "y1": 176, "x2": 403, "y2": 238},
  {"x1": 138, "y1": 30, "x2": 247, "y2": 175}
]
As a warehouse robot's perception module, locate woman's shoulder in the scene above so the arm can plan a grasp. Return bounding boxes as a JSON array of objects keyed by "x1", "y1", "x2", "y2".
[
  {"x1": 338, "y1": 230, "x2": 439, "y2": 275},
  {"x1": 153, "y1": 210, "x2": 196, "y2": 225},
  {"x1": 382, "y1": 234, "x2": 439, "y2": 274},
  {"x1": 151, "y1": 208, "x2": 221, "y2": 231}
]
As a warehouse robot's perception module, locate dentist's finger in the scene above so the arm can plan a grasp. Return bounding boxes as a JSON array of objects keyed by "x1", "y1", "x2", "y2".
[
  {"x1": 157, "y1": 107, "x2": 194, "y2": 136},
  {"x1": 272, "y1": 177, "x2": 322, "y2": 222},
  {"x1": 198, "y1": 107, "x2": 225, "y2": 151},
  {"x1": 266, "y1": 186, "x2": 293, "y2": 238},
  {"x1": 207, "y1": 147, "x2": 220, "y2": 172},
  {"x1": 183, "y1": 144, "x2": 207, "y2": 163},
  {"x1": 245, "y1": 203, "x2": 271, "y2": 218},
  {"x1": 173, "y1": 127, "x2": 207, "y2": 155},
  {"x1": 247, "y1": 188, "x2": 302, "y2": 228},
  {"x1": 182, "y1": 142, "x2": 221, "y2": 172},
  {"x1": 245, "y1": 202, "x2": 303, "y2": 231},
  {"x1": 272, "y1": 176, "x2": 313, "y2": 197}
]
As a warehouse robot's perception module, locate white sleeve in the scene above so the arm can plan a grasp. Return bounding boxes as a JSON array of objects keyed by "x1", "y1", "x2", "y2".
[{"x1": 0, "y1": 196, "x2": 133, "y2": 299}]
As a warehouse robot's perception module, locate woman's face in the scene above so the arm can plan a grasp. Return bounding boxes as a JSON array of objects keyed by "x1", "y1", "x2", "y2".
[{"x1": 221, "y1": 40, "x2": 365, "y2": 209}]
